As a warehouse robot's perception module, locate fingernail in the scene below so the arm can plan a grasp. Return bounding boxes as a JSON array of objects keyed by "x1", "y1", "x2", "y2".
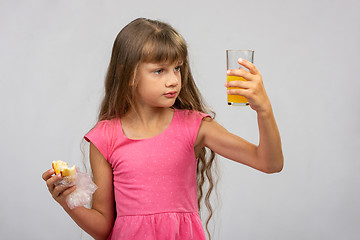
[
  {"x1": 227, "y1": 70, "x2": 230, "y2": 74},
  {"x1": 238, "y1": 58, "x2": 243, "y2": 63},
  {"x1": 226, "y1": 89, "x2": 230, "y2": 94}
]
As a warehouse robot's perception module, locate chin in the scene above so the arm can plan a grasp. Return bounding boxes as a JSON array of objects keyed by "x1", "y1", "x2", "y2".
[{"x1": 161, "y1": 101, "x2": 177, "y2": 108}]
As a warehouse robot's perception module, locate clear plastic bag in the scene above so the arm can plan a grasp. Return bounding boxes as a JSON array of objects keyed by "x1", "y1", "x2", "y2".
[{"x1": 55, "y1": 171, "x2": 98, "y2": 209}]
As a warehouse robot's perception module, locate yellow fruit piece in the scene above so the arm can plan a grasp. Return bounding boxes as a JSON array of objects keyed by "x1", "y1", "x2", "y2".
[
  {"x1": 52, "y1": 160, "x2": 76, "y2": 177},
  {"x1": 62, "y1": 165, "x2": 76, "y2": 177}
]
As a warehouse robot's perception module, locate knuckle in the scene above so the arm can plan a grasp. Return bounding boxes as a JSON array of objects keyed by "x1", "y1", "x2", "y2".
[
  {"x1": 238, "y1": 68, "x2": 246, "y2": 75},
  {"x1": 249, "y1": 86, "x2": 257, "y2": 95},
  {"x1": 46, "y1": 181, "x2": 52, "y2": 188},
  {"x1": 51, "y1": 192, "x2": 57, "y2": 199},
  {"x1": 52, "y1": 186, "x2": 61, "y2": 196}
]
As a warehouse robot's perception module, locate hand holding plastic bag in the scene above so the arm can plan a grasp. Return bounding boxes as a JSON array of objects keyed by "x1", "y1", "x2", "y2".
[{"x1": 54, "y1": 171, "x2": 98, "y2": 209}]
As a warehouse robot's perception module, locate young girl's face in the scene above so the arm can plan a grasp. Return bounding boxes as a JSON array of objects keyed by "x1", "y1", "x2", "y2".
[{"x1": 134, "y1": 61, "x2": 182, "y2": 108}]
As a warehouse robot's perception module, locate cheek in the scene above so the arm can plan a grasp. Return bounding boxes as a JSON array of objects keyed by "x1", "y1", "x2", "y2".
[{"x1": 178, "y1": 77, "x2": 183, "y2": 89}]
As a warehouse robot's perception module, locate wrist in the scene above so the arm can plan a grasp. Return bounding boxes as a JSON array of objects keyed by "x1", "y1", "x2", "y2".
[
  {"x1": 256, "y1": 105, "x2": 273, "y2": 118},
  {"x1": 62, "y1": 203, "x2": 72, "y2": 213}
]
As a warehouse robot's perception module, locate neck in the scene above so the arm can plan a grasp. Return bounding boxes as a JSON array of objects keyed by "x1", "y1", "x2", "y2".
[
  {"x1": 121, "y1": 107, "x2": 175, "y2": 140},
  {"x1": 124, "y1": 106, "x2": 173, "y2": 126}
]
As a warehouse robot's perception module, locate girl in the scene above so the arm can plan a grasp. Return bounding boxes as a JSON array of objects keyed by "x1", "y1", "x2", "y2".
[{"x1": 42, "y1": 18, "x2": 283, "y2": 240}]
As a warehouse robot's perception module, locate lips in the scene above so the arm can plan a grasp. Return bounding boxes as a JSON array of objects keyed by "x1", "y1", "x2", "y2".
[{"x1": 164, "y1": 91, "x2": 177, "y2": 98}]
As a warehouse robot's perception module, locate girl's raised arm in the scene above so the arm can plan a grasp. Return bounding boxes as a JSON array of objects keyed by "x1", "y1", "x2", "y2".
[
  {"x1": 195, "y1": 59, "x2": 283, "y2": 173},
  {"x1": 42, "y1": 142, "x2": 115, "y2": 239}
]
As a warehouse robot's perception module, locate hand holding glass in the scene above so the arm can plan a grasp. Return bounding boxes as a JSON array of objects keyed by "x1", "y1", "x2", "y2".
[{"x1": 226, "y1": 50, "x2": 254, "y2": 106}]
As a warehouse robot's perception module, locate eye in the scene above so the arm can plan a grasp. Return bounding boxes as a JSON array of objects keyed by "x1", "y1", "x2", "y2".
[
  {"x1": 174, "y1": 66, "x2": 181, "y2": 72},
  {"x1": 154, "y1": 69, "x2": 163, "y2": 75}
]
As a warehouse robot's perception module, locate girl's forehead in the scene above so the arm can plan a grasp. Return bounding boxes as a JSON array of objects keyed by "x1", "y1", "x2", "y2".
[{"x1": 141, "y1": 41, "x2": 185, "y2": 64}]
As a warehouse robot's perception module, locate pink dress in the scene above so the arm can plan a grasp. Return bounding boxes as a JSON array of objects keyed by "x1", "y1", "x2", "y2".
[{"x1": 84, "y1": 109, "x2": 209, "y2": 240}]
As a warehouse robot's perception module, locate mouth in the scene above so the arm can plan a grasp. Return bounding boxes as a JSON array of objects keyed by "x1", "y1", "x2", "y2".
[{"x1": 164, "y1": 91, "x2": 177, "y2": 98}]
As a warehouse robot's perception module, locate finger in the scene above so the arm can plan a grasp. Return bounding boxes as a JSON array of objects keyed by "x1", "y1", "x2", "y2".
[
  {"x1": 62, "y1": 185, "x2": 77, "y2": 197},
  {"x1": 54, "y1": 186, "x2": 76, "y2": 207},
  {"x1": 237, "y1": 58, "x2": 259, "y2": 75},
  {"x1": 227, "y1": 88, "x2": 248, "y2": 97},
  {"x1": 52, "y1": 184, "x2": 74, "y2": 199},
  {"x1": 42, "y1": 168, "x2": 55, "y2": 181},
  {"x1": 227, "y1": 68, "x2": 254, "y2": 81},
  {"x1": 46, "y1": 174, "x2": 62, "y2": 192},
  {"x1": 225, "y1": 80, "x2": 251, "y2": 89}
]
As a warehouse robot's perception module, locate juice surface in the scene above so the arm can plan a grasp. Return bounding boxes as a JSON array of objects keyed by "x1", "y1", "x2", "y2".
[{"x1": 227, "y1": 76, "x2": 248, "y2": 105}]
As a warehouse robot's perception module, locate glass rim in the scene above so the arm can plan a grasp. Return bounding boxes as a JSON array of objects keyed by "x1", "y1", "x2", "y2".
[{"x1": 226, "y1": 49, "x2": 254, "y2": 52}]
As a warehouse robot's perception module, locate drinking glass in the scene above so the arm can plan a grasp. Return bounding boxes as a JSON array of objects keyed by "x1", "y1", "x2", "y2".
[{"x1": 226, "y1": 49, "x2": 254, "y2": 106}]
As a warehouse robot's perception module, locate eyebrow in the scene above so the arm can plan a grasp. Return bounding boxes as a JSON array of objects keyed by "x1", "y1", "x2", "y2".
[{"x1": 148, "y1": 61, "x2": 183, "y2": 68}]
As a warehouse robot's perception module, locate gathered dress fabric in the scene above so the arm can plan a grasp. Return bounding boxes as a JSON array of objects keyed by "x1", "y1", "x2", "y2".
[{"x1": 84, "y1": 109, "x2": 209, "y2": 240}]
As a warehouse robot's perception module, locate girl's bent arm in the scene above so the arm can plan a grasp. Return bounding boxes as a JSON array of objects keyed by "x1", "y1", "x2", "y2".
[
  {"x1": 196, "y1": 112, "x2": 283, "y2": 173},
  {"x1": 256, "y1": 107, "x2": 284, "y2": 173},
  {"x1": 65, "y1": 142, "x2": 115, "y2": 239},
  {"x1": 197, "y1": 58, "x2": 283, "y2": 173},
  {"x1": 43, "y1": 142, "x2": 115, "y2": 239}
]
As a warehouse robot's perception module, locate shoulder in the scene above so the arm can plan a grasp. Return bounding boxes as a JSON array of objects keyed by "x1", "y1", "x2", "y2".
[
  {"x1": 174, "y1": 109, "x2": 211, "y2": 132},
  {"x1": 172, "y1": 109, "x2": 211, "y2": 144},
  {"x1": 195, "y1": 116, "x2": 227, "y2": 150},
  {"x1": 174, "y1": 108, "x2": 210, "y2": 121},
  {"x1": 84, "y1": 119, "x2": 120, "y2": 162},
  {"x1": 91, "y1": 119, "x2": 119, "y2": 132},
  {"x1": 84, "y1": 119, "x2": 119, "y2": 142}
]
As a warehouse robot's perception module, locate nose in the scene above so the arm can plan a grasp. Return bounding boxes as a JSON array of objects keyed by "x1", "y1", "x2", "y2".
[{"x1": 165, "y1": 72, "x2": 180, "y2": 87}]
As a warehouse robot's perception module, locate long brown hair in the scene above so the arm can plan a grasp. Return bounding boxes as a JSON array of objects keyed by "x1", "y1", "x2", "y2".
[{"x1": 98, "y1": 18, "x2": 217, "y2": 239}]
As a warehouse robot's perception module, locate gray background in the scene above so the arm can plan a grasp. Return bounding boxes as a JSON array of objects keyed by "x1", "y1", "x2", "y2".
[{"x1": 1, "y1": 0, "x2": 359, "y2": 239}]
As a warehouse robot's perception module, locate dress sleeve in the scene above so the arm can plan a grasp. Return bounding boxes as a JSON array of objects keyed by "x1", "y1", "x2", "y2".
[
  {"x1": 187, "y1": 111, "x2": 211, "y2": 144},
  {"x1": 84, "y1": 120, "x2": 113, "y2": 161}
]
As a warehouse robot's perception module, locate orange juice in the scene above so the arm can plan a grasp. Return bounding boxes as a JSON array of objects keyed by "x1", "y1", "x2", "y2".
[{"x1": 227, "y1": 75, "x2": 248, "y2": 105}]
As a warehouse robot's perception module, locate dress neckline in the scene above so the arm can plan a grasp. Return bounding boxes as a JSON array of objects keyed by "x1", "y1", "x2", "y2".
[{"x1": 118, "y1": 108, "x2": 177, "y2": 141}]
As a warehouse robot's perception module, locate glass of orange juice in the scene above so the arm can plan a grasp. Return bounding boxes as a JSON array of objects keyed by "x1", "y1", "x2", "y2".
[{"x1": 226, "y1": 49, "x2": 254, "y2": 106}]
